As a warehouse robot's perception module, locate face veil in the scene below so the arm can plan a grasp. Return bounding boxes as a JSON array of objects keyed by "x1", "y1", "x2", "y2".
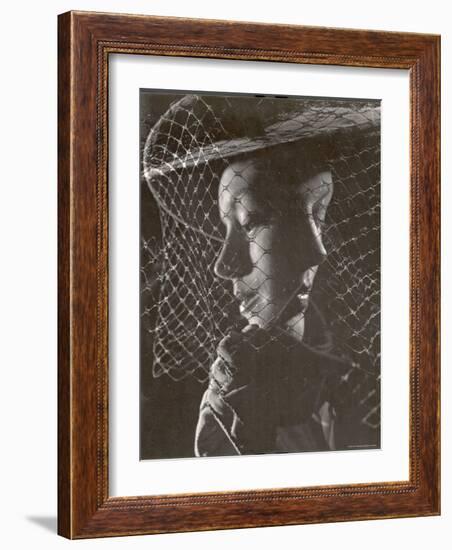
[{"x1": 141, "y1": 93, "x2": 381, "y2": 431}]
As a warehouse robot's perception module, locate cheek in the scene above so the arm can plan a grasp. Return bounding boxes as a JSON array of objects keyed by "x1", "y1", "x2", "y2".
[
  {"x1": 249, "y1": 226, "x2": 297, "y2": 282},
  {"x1": 248, "y1": 226, "x2": 276, "y2": 268}
]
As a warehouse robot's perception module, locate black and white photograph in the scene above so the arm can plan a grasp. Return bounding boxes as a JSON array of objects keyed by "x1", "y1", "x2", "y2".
[
  {"x1": 1, "y1": 0, "x2": 446, "y2": 545},
  {"x1": 140, "y1": 91, "x2": 381, "y2": 460}
]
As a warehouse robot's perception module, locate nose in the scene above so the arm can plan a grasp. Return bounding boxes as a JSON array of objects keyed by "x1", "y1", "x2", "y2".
[{"x1": 214, "y1": 231, "x2": 252, "y2": 280}]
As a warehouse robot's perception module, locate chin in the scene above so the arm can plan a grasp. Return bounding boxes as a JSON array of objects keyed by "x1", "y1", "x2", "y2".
[
  {"x1": 247, "y1": 311, "x2": 279, "y2": 329},
  {"x1": 249, "y1": 317, "x2": 269, "y2": 329}
]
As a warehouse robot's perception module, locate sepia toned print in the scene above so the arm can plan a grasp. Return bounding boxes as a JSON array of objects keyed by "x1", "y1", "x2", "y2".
[{"x1": 140, "y1": 91, "x2": 381, "y2": 459}]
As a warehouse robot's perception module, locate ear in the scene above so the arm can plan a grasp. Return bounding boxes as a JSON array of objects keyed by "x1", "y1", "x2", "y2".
[{"x1": 296, "y1": 171, "x2": 334, "y2": 263}]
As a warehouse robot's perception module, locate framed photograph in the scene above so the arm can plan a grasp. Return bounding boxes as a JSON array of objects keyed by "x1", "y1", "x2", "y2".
[{"x1": 58, "y1": 11, "x2": 440, "y2": 538}]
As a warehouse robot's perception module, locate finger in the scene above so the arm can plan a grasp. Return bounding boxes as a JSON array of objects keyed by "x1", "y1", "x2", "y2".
[{"x1": 210, "y1": 356, "x2": 234, "y2": 390}]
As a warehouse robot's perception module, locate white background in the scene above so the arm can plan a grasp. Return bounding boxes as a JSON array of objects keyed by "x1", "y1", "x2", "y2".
[{"x1": 0, "y1": 0, "x2": 449, "y2": 549}]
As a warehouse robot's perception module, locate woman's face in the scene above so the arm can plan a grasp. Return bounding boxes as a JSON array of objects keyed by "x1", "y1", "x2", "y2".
[{"x1": 215, "y1": 157, "x2": 331, "y2": 329}]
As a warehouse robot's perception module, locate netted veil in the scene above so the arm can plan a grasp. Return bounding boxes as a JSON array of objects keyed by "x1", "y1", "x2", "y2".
[{"x1": 141, "y1": 93, "x2": 380, "y2": 430}]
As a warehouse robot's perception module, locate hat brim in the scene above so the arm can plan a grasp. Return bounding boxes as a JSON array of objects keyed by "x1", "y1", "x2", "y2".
[{"x1": 143, "y1": 103, "x2": 379, "y2": 180}]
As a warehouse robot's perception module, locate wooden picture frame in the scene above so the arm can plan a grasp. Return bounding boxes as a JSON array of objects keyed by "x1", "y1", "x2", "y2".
[{"x1": 58, "y1": 10, "x2": 440, "y2": 539}]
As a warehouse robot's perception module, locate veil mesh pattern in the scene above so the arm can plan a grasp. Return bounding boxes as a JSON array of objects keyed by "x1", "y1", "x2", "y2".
[{"x1": 141, "y1": 94, "x2": 380, "y2": 428}]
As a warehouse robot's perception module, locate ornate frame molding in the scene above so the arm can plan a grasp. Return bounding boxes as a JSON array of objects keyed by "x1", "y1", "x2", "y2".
[{"x1": 58, "y1": 11, "x2": 440, "y2": 538}]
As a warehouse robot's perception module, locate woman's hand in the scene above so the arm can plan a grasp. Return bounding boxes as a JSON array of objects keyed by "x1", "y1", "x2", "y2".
[
  {"x1": 197, "y1": 325, "x2": 314, "y2": 455},
  {"x1": 195, "y1": 325, "x2": 281, "y2": 455},
  {"x1": 195, "y1": 323, "x2": 356, "y2": 456}
]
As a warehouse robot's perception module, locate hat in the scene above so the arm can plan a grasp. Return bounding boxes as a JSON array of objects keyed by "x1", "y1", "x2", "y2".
[{"x1": 143, "y1": 93, "x2": 380, "y2": 242}]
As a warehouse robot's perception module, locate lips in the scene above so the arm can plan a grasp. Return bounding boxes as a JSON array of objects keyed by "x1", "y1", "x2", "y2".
[
  {"x1": 233, "y1": 279, "x2": 312, "y2": 327},
  {"x1": 233, "y1": 286, "x2": 262, "y2": 317},
  {"x1": 239, "y1": 294, "x2": 262, "y2": 316}
]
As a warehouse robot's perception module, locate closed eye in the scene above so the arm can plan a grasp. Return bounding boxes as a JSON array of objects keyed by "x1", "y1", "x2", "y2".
[{"x1": 240, "y1": 211, "x2": 273, "y2": 236}]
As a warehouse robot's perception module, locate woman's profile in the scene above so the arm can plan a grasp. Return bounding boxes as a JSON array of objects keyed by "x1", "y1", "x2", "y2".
[{"x1": 141, "y1": 92, "x2": 381, "y2": 459}]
